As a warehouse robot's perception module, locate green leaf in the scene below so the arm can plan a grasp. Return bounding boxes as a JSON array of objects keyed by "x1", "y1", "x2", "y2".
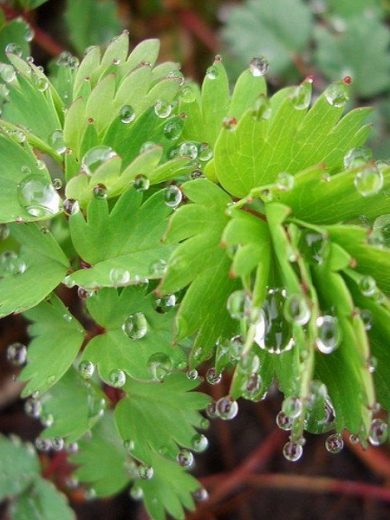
[
  {"x1": 115, "y1": 373, "x2": 209, "y2": 462},
  {"x1": 68, "y1": 190, "x2": 174, "y2": 289},
  {"x1": 0, "y1": 224, "x2": 68, "y2": 318},
  {"x1": 81, "y1": 286, "x2": 185, "y2": 382},
  {"x1": 20, "y1": 295, "x2": 84, "y2": 397},
  {"x1": 39, "y1": 368, "x2": 106, "y2": 442},
  {"x1": 315, "y1": 15, "x2": 390, "y2": 98},
  {"x1": 222, "y1": 0, "x2": 313, "y2": 76},
  {"x1": 159, "y1": 179, "x2": 238, "y2": 363},
  {"x1": 65, "y1": 0, "x2": 122, "y2": 54},
  {"x1": 10, "y1": 478, "x2": 75, "y2": 520},
  {"x1": 70, "y1": 413, "x2": 130, "y2": 497},
  {"x1": 0, "y1": 18, "x2": 30, "y2": 62},
  {"x1": 325, "y1": 0, "x2": 384, "y2": 18},
  {"x1": 0, "y1": 435, "x2": 39, "y2": 500}
]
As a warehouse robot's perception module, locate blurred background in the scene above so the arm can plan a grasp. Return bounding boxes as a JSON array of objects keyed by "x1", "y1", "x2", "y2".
[{"x1": 1, "y1": 0, "x2": 390, "y2": 518}]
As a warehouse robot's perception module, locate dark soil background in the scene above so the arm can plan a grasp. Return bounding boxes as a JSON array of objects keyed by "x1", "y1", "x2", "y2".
[{"x1": 1, "y1": 1, "x2": 390, "y2": 519}]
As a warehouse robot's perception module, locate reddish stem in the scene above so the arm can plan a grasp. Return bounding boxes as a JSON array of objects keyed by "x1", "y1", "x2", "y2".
[
  {"x1": 344, "y1": 434, "x2": 390, "y2": 481},
  {"x1": 42, "y1": 451, "x2": 69, "y2": 479},
  {"x1": 176, "y1": 9, "x2": 219, "y2": 53}
]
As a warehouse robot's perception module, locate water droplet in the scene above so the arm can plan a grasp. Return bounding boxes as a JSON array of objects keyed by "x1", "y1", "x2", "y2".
[
  {"x1": 81, "y1": 146, "x2": 117, "y2": 175},
  {"x1": 34, "y1": 75, "x2": 49, "y2": 92},
  {"x1": 35, "y1": 437, "x2": 52, "y2": 452},
  {"x1": 109, "y1": 267, "x2": 130, "y2": 287},
  {"x1": 206, "y1": 367, "x2": 222, "y2": 385},
  {"x1": 138, "y1": 464, "x2": 154, "y2": 480},
  {"x1": 191, "y1": 169, "x2": 204, "y2": 179},
  {"x1": 0, "y1": 251, "x2": 26, "y2": 275},
  {"x1": 283, "y1": 294, "x2": 311, "y2": 325},
  {"x1": 344, "y1": 147, "x2": 371, "y2": 170},
  {"x1": 24, "y1": 25, "x2": 34, "y2": 42},
  {"x1": 17, "y1": 175, "x2": 62, "y2": 217},
  {"x1": 283, "y1": 440, "x2": 303, "y2": 461},
  {"x1": 193, "y1": 487, "x2": 209, "y2": 502},
  {"x1": 249, "y1": 56, "x2": 269, "y2": 77},
  {"x1": 0, "y1": 224, "x2": 10, "y2": 241},
  {"x1": 316, "y1": 316, "x2": 341, "y2": 354},
  {"x1": 226, "y1": 290, "x2": 247, "y2": 320},
  {"x1": 79, "y1": 360, "x2": 95, "y2": 379},
  {"x1": 360, "y1": 309, "x2": 372, "y2": 330},
  {"x1": 133, "y1": 174, "x2": 150, "y2": 192},
  {"x1": 191, "y1": 433, "x2": 208, "y2": 453},
  {"x1": 368, "y1": 419, "x2": 388, "y2": 446},
  {"x1": 177, "y1": 448, "x2": 194, "y2": 468},
  {"x1": 122, "y1": 312, "x2": 148, "y2": 340},
  {"x1": 77, "y1": 286, "x2": 94, "y2": 299},
  {"x1": 282, "y1": 397, "x2": 302, "y2": 419},
  {"x1": 254, "y1": 288, "x2": 295, "y2": 354},
  {"x1": 149, "y1": 259, "x2": 167, "y2": 277},
  {"x1": 93, "y1": 183, "x2": 108, "y2": 199},
  {"x1": 354, "y1": 165, "x2": 383, "y2": 197},
  {"x1": 6, "y1": 43, "x2": 23, "y2": 57},
  {"x1": 120, "y1": 105, "x2": 135, "y2": 124},
  {"x1": 66, "y1": 442, "x2": 78, "y2": 453},
  {"x1": 291, "y1": 79, "x2": 312, "y2": 110},
  {"x1": 186, "y1": 368, "x2": 199, "y2": 381},
  {"x1": 6, "y1": 342, "x2": 27, "y2": 366},
  {"x1": 276, "y1": 172, "x2": 294, "y2": 191},
  {"x1": 206, "y1": 401, "x2": 218, "y2": 419},
  {"x1": 154, "y1": 294, "x2": 176, "y2": 313},
  {"x1": 148, "y1": 352, "x2": 172, "y2": 381},
  {"x1": 25, "y1": 398, "x2": 41, "y2": 418},
  {"x1": 301, "y1": 232, "x2": 328, "y2": 264},
  {"x1": 130, "y1": 485, "x2": 143, "y2": 500},
  {"x1": 325, "y1": 433, "x2": 344, "y2": 454},
  {"x1": 163, "y1": 117, "x2": 184, "y2": 140},
  {"x1": 216, "y1": 396, "x2": 238, "y2": 420},
  {"x1": 198, "y1": 143, "x2": 213, "y2": 162},
  {"x1": 180, "y1": 83, "x2": 196, "y2": 103},
  {"x1": 154, "y1": 100, "x2": 172, "y2": 118},
  {"x1": 359, "y1": 275, "x2": 377, "y2": 297},
  {"x1": 276, "y1": 411, "x2": 293, "y2": 431},
  {"x1": 52, "y1": 437, "x2": 64, "y2": 451},
  {"x1": 324, "y1": 82, "x2": 349, "y2": 108},
  {"x1": 206, "y1": 65, "x2": 218, "y2": 80},
  {"x1": 140, "y1": 141, "x2": 156, "y2": 154},
  {"x1": 63, "y1": 198, "x2": 80, "y2": 215},
  {"x1": 252, "y1": 94, "x2": 272, "y2": 120},
  {"x1": 179, "y1": 142, "x2": 198, "y2": 159},
  {"x1": 0, "y1": 63, "x2": 16, "y2": 83},
  {"x1": 53, "y1": 178, "x2": 63, "y2": 190},
  {"x1": 109, "y1": 368, "x2": 126, "y2": 388},
  {"x1": 164, "y1": 185, "x2": 182, "y2": 208},
  {"x1": 48, "y1": 130, "x2": 66, "y2": 154},
  {"x1": 349, "y1": 433, "x2": 359, "y2": 445},
  {"x1": 241, "y1": 373, "x2": 262, "y2": 400}
]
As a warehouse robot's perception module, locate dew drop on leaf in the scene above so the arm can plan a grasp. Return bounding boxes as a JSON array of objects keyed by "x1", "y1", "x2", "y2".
[
  {"x1": 276, "y1": 411, "x2": 293, "y2": 431},
  {"x1": 154, "y1": 294, "x2": 176, "y2": 313},
  {"x1": 48, "y1": 129, "x2": 66, "y2": 154},
  {"x1": 226, "y1": 290, "x2": 247, "y2": 320},
  {"x1": 24, "y1": 398, "x2": 42, "y2": 418},
  {"x1": 283, "y1": 294, "x2": 311, "y2": 325},
  {"x1": 179, "y1": 141, "x2": 198, "y2": 159},
  {"x1": 77, "y1": 286, "x2": 94, "y2": 299},
  {"x1": 93, "y1": 183, "x2": 108, "y2": 199},
  {"x1": 129, "y1": 485, "x2": 143, "y2": 500},
  {"x1": 109, "y1": 267, "x2": 130, "y2": 287},
  {"x1": 133, "y1": 174, "x2": 150, "y2": 192},
  {"x1": 343, "y1": 147, "x2": 371, "y2": 169},
  {"x1": 325, "y1": 433, "x2": 344, "y2": 454},
  {"x1": 154, "y1": 99, "x2": 172, "y2": 118},
  {"x1": 5, "y1": 42, "x2": 23, "y2": 57},
  {"x1": 148, "y1": 352, "x2": 172, "y2": 381},
  {"x1": 324, "y1": 82, "x2": 349, "y2": 108},
  {"x1": 291, "y1": 79, "x2": 312, "y2": 110},
  {"x1": 216, "y1": 396, "x2": 238, "y2": 420},
  {"x1": 34, "y1": 75, "x2": 49, "y2": 92},
  {"x1": 109, "y1": 368, "x2": 126, "y2": 388},
  {"x1": 252, "y1": 94, "x2": 272, "y2": 120},
  {"x1": 119, "y1": 105, "x2": 135, "y2": 124},
  {"x1": 35, "y1": 437, "x2": 52, "y2": 452},
  {"x1": 283, "y1": 440, "x2": 303, "y2": 462},
  {"x1": 359, "y1": 309, "x2": 372, "y2": 330},
  {"x1": 186, "y1": 368, "x2": 199, "y2": 381},
  {"x1": 177, "y1": 448, "x2": 194, "y2": 468},
  {"x1": 79, "y1": 360, "x2": 95, "y2": 380},
  {"x1": 276, "y1": 172, "x2": 294, "y2": 191},
  {"x1": 149, "y1": 258, "x2": 167, "y2": 277},
  {"x1": 17, "y1": 175, "x2": 62, "y2": 217},
  {"x1": 81, "y1": 145, "x2": 117, "y2": 175},
  {"x1": 282, "y1": 397, "x2": 302, "y2": 419},
  {"x1": 193, "y1": 487, "x2": 209, "y2": 502},
  {"x1": 138, "y1": 464, "x2": 154, "y2": 480},
  {"x1": 52, "y1": 437, "x2": 64, "y2": 451},
  {"x1": 163, "y1": 117, "x2": 183, "y2": 140},
  {"x1": 180, "y1": 83, "x2": 196, "y2": 103},
  {"x1": 198, "y1": 142, "x2": 213, "y2": 162},
  {"x1": 206, "y1": 367, "x2": 222, "y2": 385},
  {"x1": 368, "y1": 419, "x2": 388, "y2": 446},
  {"x1": 0, "y1": 251, "x2": 27, "y2": 275},
  {"x1": 315, "y1": 316, "x2": 341, "y2": 354},
  {"x1": 359, "y1": 275, "x2": 377, "y2": 297},
  {"x1": 6, "y1": 342, "x2": 27, "y2": 366},
  {"x1": 0, "y1": 224, "x2": 10, "y2": 241},
  {"x1": 191, "y1": 433, "x2": 208, "y2": 453},
  {"x1": 354, "y1": 165, "x2": 383, "y2": 197},
  {"x1": 164, "y1": 185, "x2": 182, "y2": 208},
  {"x1": 249, "y1": 56, "x2": 269, "y2": 77},
  {"x1": 63, "y1": 198, "x2": 80, "y2": 215},
  {"x1": 206, "y1": 65, "x2": 218, "y2": 80},
  {"x1": 0, "y1": 63, "x2": 16, "y2": 83},
  {"x1": 122, "y1": 312, "x2": 148, "y2": 340}
]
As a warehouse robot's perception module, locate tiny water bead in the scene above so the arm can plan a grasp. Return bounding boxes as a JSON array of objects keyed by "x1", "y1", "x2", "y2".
[
  {"x1": 179, "y1": 141, "x2": 198, "y2": 160},
  {"x1": 133, "y1": 174, "x2": 150, "y2": 192},
  {"x1": 324, "y1": 82, "x2": 349, "y2": 108},
  {"x1": 25, "y1": 398, "x2": 42, "y2": 418},
  {"x1": 109, "y1": 267, "x2": 130, "y2": 287},
  {"x1": 17, "y1": 175, "x2": 62, "y2": 217},
  {"x1": 154, "y1": 99, "x2": 172, "y2": 119},
  {"x1": 291, "y1": 79, "x2": 312, "y2": 110},
  {"x1": 177, "y1": 449, "x2": 194, "y2": 468},
  {"x1": 241, "y1": 373, "x2": 262, "y2": 400},
  {"x1": 164, "y1": 185, "x2": 182, "y2": 208},
  {"x1": 81, "y1": 146, "x2": 117, "y2": 175},
  {"x1": 354, "y1": 165, "x2": 383, "y2": 197},
  {"x1": 79, "y1": 360, "x2": 95, "y2": 380},
  {"x1": 216, "y1": 397, "x2": 239, "y2": 421},
  {"x1": 276, "y1": 411, "x2": 293, "y2": 431},
  {"x1": 53, "y1": 178, "x2": 63, "y2": 190},
  {"x1": 63, "y1": 198, "x2": 80, "y2": 216},
  {"x1": 191, "y1": 433, "x2": 208, "y2": 453},
  {"x1": 52, "y1": 437, "x2": 65, "y2": 451},
  {"x1": 282, "y1": 440, "x2": 303, "y2": 462},
  {"x1": 276, "y1": 172, "x2": 294, "y2": 191},
  {"x1": 35, "y1": 438, "x2": 52, "y2": 452},
  {"x1": 0, "y1": 224, "x2": 10, "y2": 241},
  {"x1": 315, "y1": 316, "x2": 341, "y2": 354},
  {"x1": 368, "y1": 419, "x2": 388, "y2": 446},
  {"x1": 109, "y1": 368, "x2": 126, "y2": 388},
  {"x1": 130, "y1": 485, "x2": 143, "y2": 500},
  {"x1": 122, "y1": 312, "x2": 148, "y2": 340},
  {"x1": 149, "y1": 259, "x2": 167, "y2": 277},
  {"x1": 358, "y1": 275, "x2": 377, "y2": 297},
  {"x1": 0, "y1": 63, "x2": 16, "y2": 83},
  {"x1": 283, "y1": 294, "x2": 311, "y2": 325},
  {"x1": 93, "y1": 183, "x2": 108, "y2": 199},
  {"x1": 34, "y1": 75, "x2": 49, "y2": 93},
  {"x1": 138, "y1": 464, "x2": 154, "y2": 480},
  {"x1": 154, "y1": 294, "x2": 176, "y2": 313},
  {"x1": 282, "y1": 397, "x2": 303, "y2": 419},
  {"x1": 6, "y1": 342, "x2": 27, "y2": 366},
  {"x1": 249, "y1": 56, "x2": 269, "y2": 77},
  {"x1": 301, "y1": 232, "x2": 328, "y2": 264},
  {"x1": 148, "y1": 352, "x2": 173, "y2": 381},
  {"x1": 206, "y1": 65, "x2": 218, "y2": 80},
  {"x1": 325, "y1": 433, "x2": 344, "y2": 454},
  {"x1": 206, "y1": 367, "x2": 222, "y2": 385},
  {"x1": 344, "y1": 147, "x2": 371, "y2": 170},
  {"x1": 163, "y1": 118, "x2": 184, "y2": 141},
  {"x1": 193, "y1": 488, "x2": 209, "y2": 502},
  {"x1": 0, "y1": 251, "x2": 27, "y2": 275},
  {"x1": 6, "y1": 42, "x2": 23, "y2": 57},
  {"x1": 226, "y1": 290, "x2": 248, "y2": 320},
  {"x1": 119, "y1": 105, "x2": 135, "y2": 124},
  {"x1": 77, "y1": 286, "x2": 94, "y2": 299},
  {"x1": 198, "y1": 143, "x2": 213, "y2": 162},
  {"x1": 186, "y1": 368, "x2": 199, "y2": 381},
  {"x1": 360, "y1": 309, "x2": 373, "y2": 330}
]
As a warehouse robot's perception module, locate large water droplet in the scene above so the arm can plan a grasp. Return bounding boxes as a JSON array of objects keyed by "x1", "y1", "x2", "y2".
[
  {"x1": 6, "y1": 342, "x2": 27, "y2": 366},
  {"x1": 0, "y1": 63, "x2": 16, "y2": 83},
  {"x1": 284, "y1": 294, "x2": 311, "y2": 325},
  {"x1": 79, "y1": 360, "x2": 95, "y2": 379},
  {"x1": 154, "y1": 100, "x2": 172, "y2": 118},
  {"x1": 17, "y1": 175, "x2": 62, "y2": 217},
  {"x1": 164, "y1": 185, "x2": 182, "y2": 208},
  {"x1": 324, "y1": 82, "x2": 349, "y2": 108},
  {"x1": 191, "y1": 433, "x2": 208, "y2": 453},
  {"x1": 179, "y1": 142, "x2": 198, "y2": 160},
  {"x1": 122, "y1": 312, "x2": 148, "y2": 340},
  {"x1": 354, "y1": 165, "x2": 383, "y2": 197},
  {"x1": 282, "y1": 396, "x2": 302, "y2": 419},
  {"x1": 368, "y1": 419, "x2": 388, "y2": 446},
  {"x1": 177, "y1": 448, "x2": 194, "y2": 468},
  {"x1": 216, "y1": 396, "x2": 238, "y2": 420},
  {"x1": 249, "y1": 56, "x2": 269, "y2": 77},
  {"x1": 133, "y1": 174, "x2": 150, "y2": 192},
  {"x1": 282, "y1": 440, "x2": 303, "y2": 462},
  {"x1": 148, "y1": 352, "x2": 172, "y2": 381},
  {"x1": 291, "y1": 79, "x2": 312, "y2": 110},
  {"x1": 325, "y1": 433, "x2": 343, "y2": 454},
  {"x1": 81, "y1": 146, "x2": 117, "y2": 175},
  {"x1": 315, "y1": 316, "x2": 341, "y2": 354},
  {"x1": 206, "y1": 367, "x2": 222, "y2": 385},
  {"x1": 109, "y1": 368, "x2": 126, "y2": 388}
]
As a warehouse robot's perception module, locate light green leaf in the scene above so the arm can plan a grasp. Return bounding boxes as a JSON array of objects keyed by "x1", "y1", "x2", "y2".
[{"x1": 0, "y1": 18, "x2": 30, "y2": 62}]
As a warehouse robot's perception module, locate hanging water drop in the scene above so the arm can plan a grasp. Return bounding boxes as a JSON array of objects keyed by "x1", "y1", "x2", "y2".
[
  {"x1": 216, "y1": 396, "x2": 238, "y2": 420},
  {"x1": 177, "y1": 448, "x2": 194, "y2": 468},
  {"x1": 193, "y1": 487, "x2": 209, "y2": 502},
  {"x1": 325, "y1": 433, "x2": 344, "y2": 454},
  {"x1": 368, "y1": 419, "x2": 388, "y2": 446},
  {"x1": 206, "y1": 367, "x2": 222, "y2": 385},
  {"x1": 35, "y1": 438, "x2": 52, "y2": 452},
  {"x1": 154, "y1": 294, "x2": 176, "y2": 313},
  {"x1": 324, "y1": 82, "x2": 349, "y2": 108},
  {"x1": 191, "y1": 433, "x2": 208, "y2": 453},
  {"x1": 63, "y1": 198, "x2": 80, "y2": 216},
  {"x1": 109, "y1": 267, "x2": 130, "y2": 287},
  {"x1": 276, "y1": 411, "x2": 293, "y2": 431},
  {"x1": 186, "y1": 368, "x2": 199, "y2": 381},
  {"x1": 359, "y1": 275, "x2": 377, "y2": 297},
  {"x1": 282, "y1": 440, "x2": 303, "y2": 462},
  {"x1": 282, "y1": 397, "x2": 303, "y2": 419},
  {"x1": 130, "y1": 485, "x2": 143, "y2": 500},
  {"x1": 25, "y1": 398, "x2": 42, "y2": 418},
  {"x1": 316, "y1": 316, "x2": 341, "y2": 354},
  {"x1": 249, "y1": 56, "x2": 269, "y2": 77},
  {"x1": 122, "y1": 312, "x2": 148, "y2": 340},
  {"x1": 52, "y1": 437, "x2": 64, "y2": 451},
  {"x1": 17, "y1": 175, "x2": 62, "y2": 217},
  {"x1": 226, "y1": 290, "x2": 247, "y2": 320},
  {"x1": 93, "y1": 183, "x2": 108, "y2": 199},
  {"x1": 6, "y1": 342, "x2": 27, "y2": 366}
]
